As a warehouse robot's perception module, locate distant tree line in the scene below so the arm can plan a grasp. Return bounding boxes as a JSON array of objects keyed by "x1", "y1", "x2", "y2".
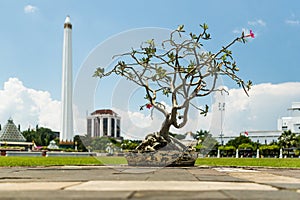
[
  {"x1": 191, "y1": 130, "x2": 300, "y2": 157},
  {"x1": 77, "y1": 135, "x2": 141, "y2": 152},
  {"x1": 22, "y1": 126, "x2": 59, "y2": 146},
  {"x1": 21, "y1": 126, "x2": 300, "y2": 157}
]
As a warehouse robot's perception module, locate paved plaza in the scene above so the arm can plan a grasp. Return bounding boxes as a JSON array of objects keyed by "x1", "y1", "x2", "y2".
[{"x1": 0, "y1": 165, "x2": 299, "y2": 199}]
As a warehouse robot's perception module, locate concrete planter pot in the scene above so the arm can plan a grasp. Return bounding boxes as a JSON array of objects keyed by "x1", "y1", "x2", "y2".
[{"x1": 125, "y1": 150, "x2": 197, "y2": 167}]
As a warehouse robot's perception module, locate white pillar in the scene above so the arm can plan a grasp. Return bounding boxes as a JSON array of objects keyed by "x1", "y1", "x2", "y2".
[
  {"x1": 60, "y1": 16, "x2": 74, "y2": 143},
  {"x1": 279, "y1": 148, "x2": 283, "y2": 159},
  {"x1": 100, "y1": 118, "x2": 103, "y2": 136},
  {"x1": 235, "y1": 149, "x2": 239, "y2": 158},
  {"x1": 114, "y1": 117, "x2": 117, "y2": 138}
]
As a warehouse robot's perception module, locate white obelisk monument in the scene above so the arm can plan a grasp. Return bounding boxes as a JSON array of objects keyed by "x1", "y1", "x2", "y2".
[{"x1": 60, "y1": 16, "x2": 74, "y2": 144}]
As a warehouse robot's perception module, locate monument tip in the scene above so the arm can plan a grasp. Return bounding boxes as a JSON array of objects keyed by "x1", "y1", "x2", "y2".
[{"x1": 64, "y1": 15, "x2": 71, "y2": 24}]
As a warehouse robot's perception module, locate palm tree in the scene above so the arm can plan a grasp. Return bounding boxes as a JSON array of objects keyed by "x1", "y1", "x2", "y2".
[{"x1": 278, "y1": 130, "x2": 297, "y2": 148}]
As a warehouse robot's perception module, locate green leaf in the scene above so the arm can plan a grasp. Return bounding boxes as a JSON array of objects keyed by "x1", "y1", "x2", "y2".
[
  {"x1": 233, "y1": 65, "x2": 239, "y2": 71},
  {"x1": 118, "y1": 61, "x2": 125, "y2": 67},
  {"x1": 162, "y1": 88, "x2": 171, "y2": 97},
  {"x1": 200, "y1": 23, "x2": 208, "y2": 30},
  {"x1": 168, "y1": 52, "x2": 175, "y2": 63},
  {"x1": 177, "y1": 25, "x2": 185, "y2": 32},
  {"x1": 93, "y1": 67, "x2": 105, "y2": 77},
  {"x1": 144, "y1": 94, "x2": 150, "y2": 100},
  {"x1": 200, "y1": 105, "x2": 209, "y2": 116},
  {"x1": 146, "y1": 39, "x2": 155, "y2": 46},
  {"x1": 140, "y1": 57, "x2": 150, "y2": 64},
  {"x1": 204, "y1": 33, "x2": 211, "y2": 40},
  {"x1": 246, "y1": 80, "x2": 252, "y2": 90},
  {"x1": 221, "y1": 54, "x2": 227, "y2": 61},
  {"x1": 189, "y1": 32, "x2": 198, "y2": 40}
]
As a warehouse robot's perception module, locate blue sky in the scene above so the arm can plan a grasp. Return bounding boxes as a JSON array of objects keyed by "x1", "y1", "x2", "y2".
[
  {"x1": 0, "y1": 1, "x2": 300, "y2": 138},
  {"x1": 1, "y1": 0, "x2": 299, "y2": 99}
]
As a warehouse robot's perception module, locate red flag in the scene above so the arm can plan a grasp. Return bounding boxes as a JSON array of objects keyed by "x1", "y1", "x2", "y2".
[{"x1": 244, "y1": 131, "x2": 249, "y2": 137}]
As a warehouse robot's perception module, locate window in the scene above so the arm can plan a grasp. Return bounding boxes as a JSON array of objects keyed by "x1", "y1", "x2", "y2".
[
  {"x1": 116, "y1": 119, "x2": 121, "y2": 137},
  {"x1": 103, "y1": 118, "x2": 108, "y2": 136},
  {"x1": 111, "y1": 118, "x2": 115, "y2": 137}
]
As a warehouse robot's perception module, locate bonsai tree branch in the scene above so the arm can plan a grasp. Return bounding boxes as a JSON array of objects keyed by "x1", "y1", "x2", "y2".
[{"x1": 94, "y1": 24, "x2": 254, "y2": 151}]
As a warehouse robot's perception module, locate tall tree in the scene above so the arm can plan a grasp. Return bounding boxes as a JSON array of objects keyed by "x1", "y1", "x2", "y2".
[
  {"x1": 194, "y1": 130, "x2": 210, "y2": 140},
  {"x1": 22, "y1": 127, "x2": 58, "y2": 146},
  {"x1": 278, "y1": 130, "x2": 298, "y2": 148},
  {"x1": 226, "y1": 135, "x2": 253, "y2": 149}
]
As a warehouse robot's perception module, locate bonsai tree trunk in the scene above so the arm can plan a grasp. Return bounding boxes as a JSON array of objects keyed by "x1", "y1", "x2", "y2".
[
  {"x1": 136, "y1": 106, "x2": 189, "y2": 152},
  {"x1": 159, "y1": 115, "x2": 172, "y2": 141},
  {"x1": 158, "y1": 106, "x2": 184, "y2": 140}
]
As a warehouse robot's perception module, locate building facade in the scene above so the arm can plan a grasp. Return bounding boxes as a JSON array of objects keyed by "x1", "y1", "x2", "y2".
[
  {"x1": 278, "y1": 102, "x2": 300, "y2": 133},
  {"x1": 215, "y1": 130, "x2": 282, "y2": 145},
  {"x1": 87, "y1": 109, "x2": 121, "y2": 139}
]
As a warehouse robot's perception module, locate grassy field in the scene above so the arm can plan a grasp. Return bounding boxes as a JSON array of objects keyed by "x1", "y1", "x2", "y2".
[
  {"x1": 0, "y1": 156, "x2": 299, "y2": 168},
  {"x1": 96, "y1": 157, "x2": 300, "y2": 168},
  {"x1": 97, "y1": 156, "x2": 128, "y2": 165},
  {"x1": 195, "y1": 158, "x2": 300, "y2": 168},
  {"x1": 0, "y1": 157, "x2": 102, "y2": 167}
]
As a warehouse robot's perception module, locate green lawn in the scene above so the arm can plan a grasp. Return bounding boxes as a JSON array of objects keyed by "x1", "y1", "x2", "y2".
[
  {"x1": 0, "y1": 157, "x2": 102, "y2": 167},
  {"x1": 195, "y1": 158, "x2": 300, "y2": 168},
  {"x1": 0, "y1": 156, "x2": 299, "y2": 168},
  {"x1": 96, "y1": 156, "x2": 128, "y2": 165}
]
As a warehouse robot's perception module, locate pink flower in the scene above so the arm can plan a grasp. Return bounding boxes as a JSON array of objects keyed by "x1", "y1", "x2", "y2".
[
  {"x1": 146, "y1": 104, "x2": 153, "y2": 109},
  {"x1": 246, "y1": 30, "x2": 255, "y2": 38}
]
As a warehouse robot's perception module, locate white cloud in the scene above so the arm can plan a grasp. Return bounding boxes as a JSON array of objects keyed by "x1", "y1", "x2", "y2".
[
  {"x1": 24, "y1": 5, "x2": 38, "y2": 14},
  {"x1": 0, "y1": 78, "x2": 60, "y2": 131},
  {"x1": 285, "y1": 13, "x2": 300, "y2": 26},
  {"x1": 285, "y1": 19, "x2": 300, "y2": 25},
  {"x1": 112, "y1": 82, "x2": 300, "y2": 140},
  {"x1": 112, "y1": 107, "x2": 169, "y2": 139},
  {"x1": 248, "y1": 19, "x2": 266, "y2": 26},
  {"x1": 223, "y1": 82, "x2": 300, "y2": 136},
  {"x1": 1, "y1": 78, "x2": 299, "y2": 142},
  {"x1": 234, "y1": 19, "x2": 266, "y2": 38}
]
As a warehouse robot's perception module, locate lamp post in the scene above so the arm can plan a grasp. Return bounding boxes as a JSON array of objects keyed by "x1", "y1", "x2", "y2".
[{"x1": 219, "y1": 102, "x2": 225, "y2": 146}]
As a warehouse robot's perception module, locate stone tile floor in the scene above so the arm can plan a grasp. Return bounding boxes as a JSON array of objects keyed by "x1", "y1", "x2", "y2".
[{"x1": 0, "y1": 166, "x2": 299, "y2": 199}]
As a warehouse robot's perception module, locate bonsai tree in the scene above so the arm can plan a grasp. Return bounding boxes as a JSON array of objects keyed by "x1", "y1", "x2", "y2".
[{"x1": 94, "y1": 24, "x2": 254, "y2": 151}]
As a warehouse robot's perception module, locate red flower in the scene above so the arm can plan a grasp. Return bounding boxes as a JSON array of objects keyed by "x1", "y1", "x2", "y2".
[
  {"x1": 246, "y1": 30, "x2": 255, "y2": 38},
  {"x1": 146, "y1": 104, "x2": 153, "y2": 109}
]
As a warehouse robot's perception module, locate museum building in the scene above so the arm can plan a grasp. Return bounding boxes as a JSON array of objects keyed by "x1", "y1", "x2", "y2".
[{"x1": 87, "y1": 109, "x2": 121, "y2": 139}]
